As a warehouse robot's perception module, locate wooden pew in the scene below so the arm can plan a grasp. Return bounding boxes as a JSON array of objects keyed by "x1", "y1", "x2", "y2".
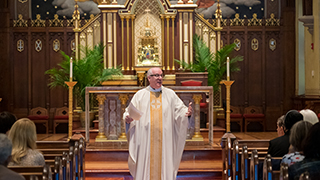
[
  {"x1": 9, "y1": 139, "x2": 86, "y2": 180},
  {"x1": 263, "y1": 154, "x2": 272, "y2": 180},
  {"x1": 79, "y1": 138, "x2": 86, "y2": 179},
  {"x1": 279, "y1": 163, "x2": 288, "y2": 180},
  {"x1": 241, "y1": 145, "x2": 249, "y2": 180},
  {"x1": 299, "y1": 171, "x2": 310, "y2": 180},
  {"x1": 232, "y1": 140, "x2": 240, "y2": 180},
  {"x1": 250, "y1": 149, "x2": 259, "y2": 180},
  {"x1": 8, "y1": 166, "x2": 46, "y2": 180}
]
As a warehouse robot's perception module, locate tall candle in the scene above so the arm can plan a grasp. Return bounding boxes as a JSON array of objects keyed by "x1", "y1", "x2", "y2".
[
  {"x1": 70, "y1": 57, "x2": 73, "y2": 79},
  {"x1": 227, "y1": 57, "x2": 230, "y2": 80}
]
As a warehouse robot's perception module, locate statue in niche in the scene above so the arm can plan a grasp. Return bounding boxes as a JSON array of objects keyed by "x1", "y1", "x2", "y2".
[{"x1": 137, "y1": 9, "x2": 159, "y2": 66}]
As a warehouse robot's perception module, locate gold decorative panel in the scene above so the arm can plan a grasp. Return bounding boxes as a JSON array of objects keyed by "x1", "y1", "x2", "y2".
[
  {"x1": 71, "y1": 39, "x2": 75, "y2": 51},
  {"x1": 248, "y1": 13, "x2": 262, "y2": 26},
  {"x1": 251, "y1": 38, "x2": 259, "y2": 51},
  {"x1": 35, "y1": 39, "x2": 42, "y2": 52},
  {"x1": 134, "y1": 0, "x2": 162, "y2": 66},
  {"x1": 17, "y1": 39, "x2": 24, "y2": 52},
  {"x1": 234, "y1": 38, "x2": 241, "y2": 51},
  {"x1": 230, "y1": 14, "x2": 245, "y2": 26},
  {"x1": 53, "y1": 39, "x2": 60, "y2": 52},
  {"x1": 269, "y1": 38, "x2": 276, "y2": 51}
]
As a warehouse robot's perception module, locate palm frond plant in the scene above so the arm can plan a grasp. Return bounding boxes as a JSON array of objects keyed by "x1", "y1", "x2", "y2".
[
  {"x1": 176, "y1": 34, "x2": 243, "y2": 91},
  {"x1": 45, "y1": 43, "x2": 122, "y2": 111}
]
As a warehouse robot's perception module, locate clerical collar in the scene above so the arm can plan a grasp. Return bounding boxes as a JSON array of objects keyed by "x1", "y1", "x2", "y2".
[{"x1": 149, "y1": 86, "x2": 162, "y2": 92}]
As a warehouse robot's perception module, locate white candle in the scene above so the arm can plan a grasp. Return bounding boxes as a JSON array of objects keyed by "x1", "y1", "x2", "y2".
[
  {"x1": 227, "y1": 57, "x2": 230, "y2": 79},
  {"x1": 70, "y1": 57, "x2": 73, "y2": 78}
]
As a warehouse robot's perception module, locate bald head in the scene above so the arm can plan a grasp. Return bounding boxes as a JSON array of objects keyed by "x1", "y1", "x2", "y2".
[{"x1": 147, "y1": 67, "x2": 163, "y2": 89}]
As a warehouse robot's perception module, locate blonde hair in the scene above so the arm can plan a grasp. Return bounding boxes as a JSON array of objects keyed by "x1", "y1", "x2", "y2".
[{"x1": 8, "y1": 118, "x2": 37, "y2": 164}]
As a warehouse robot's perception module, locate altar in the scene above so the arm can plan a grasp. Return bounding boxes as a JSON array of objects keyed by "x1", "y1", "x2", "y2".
[{"x1": 84, "y1": 86, "x2": 214, "y2": 145}]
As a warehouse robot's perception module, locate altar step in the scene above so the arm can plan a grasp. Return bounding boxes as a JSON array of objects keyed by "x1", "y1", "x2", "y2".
[{"x1": 85, "y1": 146, "x2": 223, "y2": 180}]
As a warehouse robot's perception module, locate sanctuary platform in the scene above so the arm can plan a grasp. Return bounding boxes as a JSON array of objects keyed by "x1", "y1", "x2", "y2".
[{"x1": 37, "y1": 128, "x2": 278, "y2": 180}]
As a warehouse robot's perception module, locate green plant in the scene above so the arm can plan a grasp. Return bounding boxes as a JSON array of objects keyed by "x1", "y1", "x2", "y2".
[
  {"x1": 45, "y1": 43, "x2": 122, "y2": 111},
  {"x1": 176, "y1": 34, "x2": 243, "y2": 91}
]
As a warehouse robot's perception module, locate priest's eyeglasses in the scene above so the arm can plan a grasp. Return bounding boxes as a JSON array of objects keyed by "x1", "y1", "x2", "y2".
[{"x1": 150, "y1": 74, "x2": 163, "y2": 78}]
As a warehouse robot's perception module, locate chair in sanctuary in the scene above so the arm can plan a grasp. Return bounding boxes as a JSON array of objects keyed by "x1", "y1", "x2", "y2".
[
  {"x1": 230, "y1": 106, "x2": 243, "y2": 132},
  {"x1": 53, "y1": 107, "x2": 69, "y2": 134},
  {"x1": 180, "y1": 80, "x2": 208, "y2": 128},
  {"x1": 243, "y1": 106, "x2": 265, "y2": 132},
  {"x1": 28, "y1": 107, "x2": 49, "y2": 134}
]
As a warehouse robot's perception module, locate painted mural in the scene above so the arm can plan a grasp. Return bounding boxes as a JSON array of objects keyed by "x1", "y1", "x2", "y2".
[{"x1": 31, "y1": 0, "x2": 264, "y2": 19}]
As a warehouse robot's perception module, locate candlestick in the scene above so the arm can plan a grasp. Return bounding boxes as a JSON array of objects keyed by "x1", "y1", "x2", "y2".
[
  {"x1": 70, "y1": 57, "x2": 73, "y2": 79},
  {"x1": 227, "y1": 57, "x2": 230, "y2": 81}
]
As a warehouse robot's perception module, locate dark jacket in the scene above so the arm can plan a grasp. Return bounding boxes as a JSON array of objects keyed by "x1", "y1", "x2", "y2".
[{"x1": 267, "y1": 133, "x2": 290, "y2": 157}]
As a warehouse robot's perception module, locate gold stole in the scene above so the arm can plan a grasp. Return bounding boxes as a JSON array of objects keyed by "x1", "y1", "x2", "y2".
[{"x1": 150, "y1": 91, "x2": 162, "y2": 180}]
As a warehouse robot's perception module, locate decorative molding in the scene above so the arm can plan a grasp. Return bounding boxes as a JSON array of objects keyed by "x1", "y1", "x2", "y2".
[
  {"x1": 53, "y1": 39, "x2": 60, "y2": 52},
  {"x1": 234, "y1": 38, "x2": 241, "y2": 51},
  {"x1": 17, "y1": 39, "x2": 24, "y2": 52},
  {"x1": 298, "y1": 15, "x2": 314, "y2": 35},
  {"x1": 269, "y1": 38, "x2": 276, "y2": 51},
  {"x1": 251, "y1": 38, "x2": 259, "y2": 51},
  {"x1": 35, "y1": 39, "x2": 42, "y2": 52}
]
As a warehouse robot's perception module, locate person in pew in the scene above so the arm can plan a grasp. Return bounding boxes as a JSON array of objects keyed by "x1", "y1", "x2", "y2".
[
  {"x1": 8, "y1": 118, "x2": 45, "y2": 166},
  {"x1": 124, "y1": 67, "x2": 192, "y2": 180},
  {"x1": 277, "y1": 115, "x2": 285, "y2": 137},
  {"x1": 282, "y1": 121, "x2": 312, "y2": 166},
  {"x1": 0, "y1": 133, "x2": 25, "y2": 180},
  {"x1": 0, "y1": 111, "x2": 17, "y2": 135},
  {"x1": 300, "y1": 109, "x2": 319, "y2": 125},
  {"x1": 288, "y1": 122, "x2": 320, "y2": 180},
  {"x1": 268, "y1": 110, "x2": 303, "y2": 158}
]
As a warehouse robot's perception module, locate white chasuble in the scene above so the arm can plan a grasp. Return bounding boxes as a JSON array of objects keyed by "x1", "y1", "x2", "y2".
[{"x1": 124, "y1": 86, "x2": 189, "y2": 180}]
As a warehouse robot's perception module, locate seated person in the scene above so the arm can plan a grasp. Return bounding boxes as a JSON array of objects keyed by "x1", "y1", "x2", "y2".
[
  {"x1": 300, "y1": 109, "x2": 319, "y2": 125},
  {"x1": 268, "y1": 110, "x2": 303, "y2": 157},
  {"x1": 0, "y1": 133, "x2": 25, "y2": 180},
  {"x1": 8, "y1": 118, "x2": 45, "y2": 166},
  {"x1": 281, "y1": 121, "x2": 312, "y2": 166},
  {"x1": 276, "y1": 115, "x2": 285, "y2": 137},
  {"x1": 0, "y1": 112, "x2": 17, "y2": 135},
  {"x1": 289, "y1": 122, "x2": 320, "y2": 180}
]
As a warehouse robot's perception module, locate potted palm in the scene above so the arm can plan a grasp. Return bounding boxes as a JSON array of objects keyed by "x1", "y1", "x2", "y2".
[
  {"x1": 176, "y1": 35, "x2": 243, "y2": 126},
  {"x1": 177, "y1": 34, "x2": 243, "y2": 91},
  {"x1": 45, "y1": 43, "x2": 122, "y2": 127}
]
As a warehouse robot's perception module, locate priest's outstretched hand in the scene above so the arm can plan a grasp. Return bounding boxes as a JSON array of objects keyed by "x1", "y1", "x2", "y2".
[
  {"x1": 186, "y1": 102, "x2": 192, "y2": 117},
  {"x1": 125, "y1": 115, "x2": 133, "y2": 124}
]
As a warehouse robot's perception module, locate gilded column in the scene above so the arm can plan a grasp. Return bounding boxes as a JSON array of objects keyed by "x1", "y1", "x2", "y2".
[
  {"x1": 171, "y1": 16, "x2": 175, "y2": 70},
  {"x1": 179, "y1": 12, "x2": 183, "y2": 69},
  {"x1": 113, "y1": 12, "x2": 117, "y2": 68},
  {"x1": 121, "y1": 16, "x2": 124, "y2": 70},
  {"x1": 192, "y1": 94, "x2": 204, "y2": 140},
  {"x1": 166, "y1": 16, "x2": 170, "y2": 70},
  {"x1": 131, "y1": 16, "x2": 135, "y2": 70},
  {"x1": 137, "y1": 73, "x2": 145, "y2": 87},
  {"x1": 126, "y1": 17, "x2": 130, "y2": 70},
  {"x1": 161, "y1": 15, "x2": 165, "y2": 70},
  {"x1": 95, "y1": 94, "x2": 107, "y2": 142},
  {"x1": 189, "y1": 12, "x2": 193, "y2": 63},
  {"x1": 119, "y1": 94, "x2": 129, "y2": 140},
  {"x1": 103, "y1": 12, "x2": 107, "y2": 68}
]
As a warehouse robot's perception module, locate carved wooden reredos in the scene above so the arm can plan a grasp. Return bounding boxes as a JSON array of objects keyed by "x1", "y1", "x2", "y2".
[{"x1": 76, "y1": 0, "x2": 220, "y2": 72}]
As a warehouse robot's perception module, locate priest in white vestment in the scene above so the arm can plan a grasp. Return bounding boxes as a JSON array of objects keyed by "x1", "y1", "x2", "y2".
[{"x1": 123, "y1": 67, "x2": 192, "y2": 180}]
